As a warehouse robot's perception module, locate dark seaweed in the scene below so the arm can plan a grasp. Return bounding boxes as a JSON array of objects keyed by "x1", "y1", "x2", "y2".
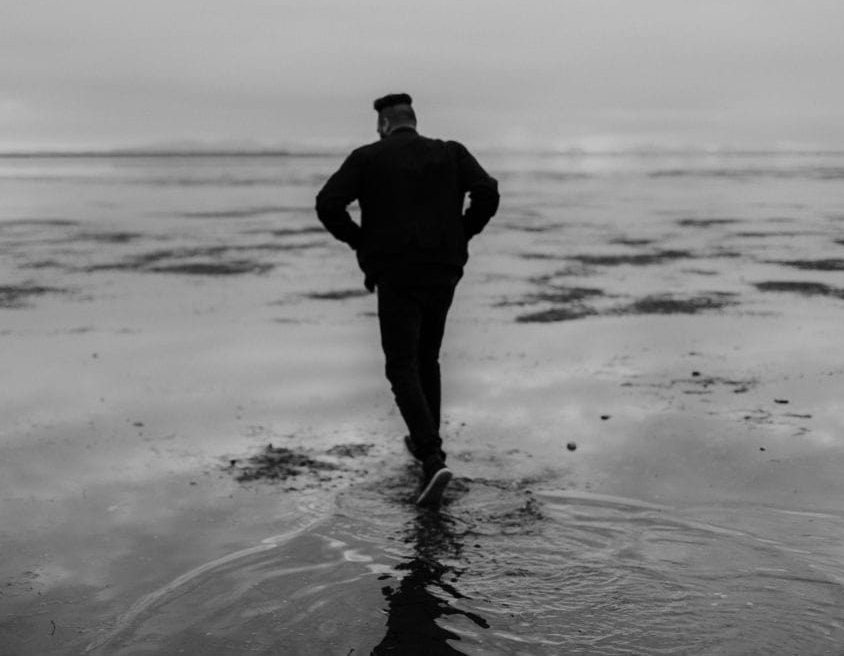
[
  {"x1": 183, "y1": 205, "x2": 310, "y2": 219},
  {"x1": 569, "y1": 250, "x2": 693, "y2": 266},
  {"x1": 501, "y1": 286, "x2": 605, "y2": 309},
  {"x1": 615, "y1": 293, "x2": 738, "y2": 315},
  {"x1": 774, "y1": 259, "x2": 844, "y2": 272},
  {"x1": 84, "y1": 246, "x2": 275, "y2": 275},
  {"x1": 755, "y1": 281, "x2": 844, "y2": 299},
  {"x1": 226, "y1": 444, "x2": 339, "y2": 483},
  {"x1": 306, "y1": 289, "x2": 370, "y2": 300},
  {"x1": 326, "y1": 443, "x2": 375, "y2": 457},
  {"x1": 148, "y1": 261, "x2": 273, "y2": 275},
  {"x1": 0, "y1": 284, "x2": 69, "y2": 308},
  {"x1": 516, "y1": 306, "x2": 597, "y2": 323},
  {"x1": 677, "y1": 218, "x2": 739, "y2": 228},
  {"x1": 75, "y1": 231, "x2": 144, "y2": 244}
]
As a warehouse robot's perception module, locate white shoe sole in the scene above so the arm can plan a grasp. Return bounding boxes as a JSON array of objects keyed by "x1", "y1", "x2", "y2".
[{"x1": 416, "y1": 468, "x2": 453, "y2": 506}]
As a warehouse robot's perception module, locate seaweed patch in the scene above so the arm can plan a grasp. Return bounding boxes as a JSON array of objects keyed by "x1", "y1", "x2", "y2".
[
  {"x1": 306, "y1": 289, "x2": 370, "y2": 300},
  {"x1": 326, "y1": 443, "x2": 375, "y2": 457},
  {"x1": 182, "y1": 206, "x2": 308, "y2": 219},
  {"x1": 755, "y1": 281, "x2": 844, "y2": 299},
  {"x1": 225, "y1": 443, "x2": 340, "y2": 483},
  {"x1": 614, "y1": 292, "x2": 738, "y2": 316},
  {"x1": 0, "y1": 219, "x2": 79, "y2": 229},
  {"x1": 774, "y1": 258, "x2": 844, "y2": 272},
  {"x1": 516, "y1": 306, "x2": 597, "y2": 323},
  {"x1": 75, "y1": 231, "x2": 144, "y2": 244},
  {"x1": 609, "y1": 238, "x2": 655, "y2": 246},
  {"x1": 499, "y1": 286, "x2": 605, "y2": 308},
  {"x1": 568, "y1": 250, "x2": 693, "y2": 266},
  {"x1": 677, "y1": 218, "x2": 739, "y2": 228},
  {"x1": 84, "y1": 246, "x2": 275, "y2": 276},
  {"x1": 0, "y1": 284, "x2": 69, "y2": 308},
  {"x1": 148, "y1": 261, "x2": 273, "y2": 275}
]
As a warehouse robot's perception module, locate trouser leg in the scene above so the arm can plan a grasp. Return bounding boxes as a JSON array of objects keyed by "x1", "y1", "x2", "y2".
[
  {"x1": 377, "y1": 284, "x2": 442, "y2": 459},
  {"x1": 418, "y1": 284, "x2": 456, "y2": 434}
]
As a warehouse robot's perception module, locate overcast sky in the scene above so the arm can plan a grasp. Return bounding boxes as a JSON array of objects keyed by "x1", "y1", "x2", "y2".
[{"x1": 2, "y1": 0, "x2": 843, "y2": 151}]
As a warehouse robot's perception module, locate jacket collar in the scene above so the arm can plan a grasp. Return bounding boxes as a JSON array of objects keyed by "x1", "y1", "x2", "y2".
[{"x1": 388, "y1": 126, "x2": 418, "y2": 137}]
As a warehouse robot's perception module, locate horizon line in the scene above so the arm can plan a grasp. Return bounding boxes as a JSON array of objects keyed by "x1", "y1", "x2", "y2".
[{"x1": 3, "y1": 145, "x2": 844, "y2": 158}]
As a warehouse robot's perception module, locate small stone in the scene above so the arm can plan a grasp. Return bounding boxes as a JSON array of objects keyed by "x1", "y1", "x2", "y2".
[
  {"x1": 600, "y1": 415, "x2": 610, "y2": 421},
  {"x1": 566, "y1": 442, "x2": 577, "y2": 451},
  {"x1": 691, "y1": 371, "x2": 701, "y2": 377},
  {"x1": 774, "y1": 399, "x2": 789, "y2": 404}
]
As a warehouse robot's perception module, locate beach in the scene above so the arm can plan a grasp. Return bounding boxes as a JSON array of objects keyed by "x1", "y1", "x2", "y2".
[{"x1": 2, "y1": 150, "x2": 844, "y2": 654}]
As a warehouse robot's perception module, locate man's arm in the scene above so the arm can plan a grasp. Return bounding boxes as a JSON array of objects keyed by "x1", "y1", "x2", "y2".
[
  {"x1": 315, "y1": 151, "x2": 364, "y2": 249},
  {"x1": 455, "y1": 143, "x2": 500, "y2": 239}
]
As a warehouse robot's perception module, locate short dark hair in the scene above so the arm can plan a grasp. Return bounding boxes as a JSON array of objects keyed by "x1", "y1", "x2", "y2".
[
  {"x1": 380, "y1": 104, "x2": 416, "y2": 126},
  {"x1": 373, "y1": 93, "x2": 412, "y2": 112}
]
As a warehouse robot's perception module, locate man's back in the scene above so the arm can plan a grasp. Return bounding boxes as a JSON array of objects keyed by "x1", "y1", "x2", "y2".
[
  {"x1": 354, "y1": 129, "x2": 462, "y2": 244},
  {"x1": 316, "y1": 126, "x2": 498, "y2": 289}
]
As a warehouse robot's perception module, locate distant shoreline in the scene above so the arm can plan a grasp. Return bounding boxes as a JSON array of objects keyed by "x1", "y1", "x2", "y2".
[
  {"x1": 0, "y1": 150, "x2": 339, "y2": 159},
  {"x1": 2, "y1": 148, "x2": 844, "y2": 159}
]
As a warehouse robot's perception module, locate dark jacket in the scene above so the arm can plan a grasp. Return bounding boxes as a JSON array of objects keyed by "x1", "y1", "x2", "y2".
[{"x1": 315, "y1": 127, "x2": 499, "y2": 290}]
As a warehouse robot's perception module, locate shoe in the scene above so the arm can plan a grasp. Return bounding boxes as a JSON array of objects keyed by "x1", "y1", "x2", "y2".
[
  {"x1": 403, "y1": 435, "x2": 447, "y2": 463},
  {"x1": 416, "y1": 457, "x2": 452, "y2": 507}
]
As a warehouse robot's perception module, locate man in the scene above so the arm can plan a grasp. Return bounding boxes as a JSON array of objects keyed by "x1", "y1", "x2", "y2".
[{"x1": 315, "y1": 93, "x2": 499, "y2": 506}]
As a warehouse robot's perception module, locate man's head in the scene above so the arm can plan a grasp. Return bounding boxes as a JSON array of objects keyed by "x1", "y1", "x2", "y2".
[{"x1": 373, "y1": 93, "x2": 417, "y2": 139}]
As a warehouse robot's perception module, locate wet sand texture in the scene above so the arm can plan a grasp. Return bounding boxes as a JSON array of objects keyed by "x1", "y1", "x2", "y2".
[{"x1": 2, "y1": 151, "x2": 844, "y2": 654}]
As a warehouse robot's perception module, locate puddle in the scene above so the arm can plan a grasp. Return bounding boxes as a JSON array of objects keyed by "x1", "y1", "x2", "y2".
[{"x1": 87, "y1": 471, "x2": 844, "y2": 655}]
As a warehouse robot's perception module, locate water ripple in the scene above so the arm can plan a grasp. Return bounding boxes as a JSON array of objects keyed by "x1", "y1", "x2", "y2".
[{"x1": 90, "y1": 467, "x2": 844, "y2": 654}]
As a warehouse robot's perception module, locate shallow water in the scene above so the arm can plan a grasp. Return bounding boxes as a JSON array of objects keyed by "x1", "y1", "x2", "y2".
[
  {"x1": 2, "y1": 150, "x2": 844, "y2": 654},
  {"x1": 90, "y1": 467, "x2": 844, "y2": 654}
]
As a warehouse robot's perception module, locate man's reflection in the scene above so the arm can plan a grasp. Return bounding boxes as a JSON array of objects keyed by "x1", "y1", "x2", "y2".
[{"x1": 371, "y1": 509, "x2": 488, "y2": 655}]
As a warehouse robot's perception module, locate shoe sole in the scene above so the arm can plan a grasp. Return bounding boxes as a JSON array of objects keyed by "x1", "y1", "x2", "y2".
[{"x1": 416, "y1": 468, "x2": 453, "y2": 507}]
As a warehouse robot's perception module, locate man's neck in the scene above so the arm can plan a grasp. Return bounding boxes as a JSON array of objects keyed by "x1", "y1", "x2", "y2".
[{"x1": 388, "y1": 125, "x2": 417, "y2": 136}]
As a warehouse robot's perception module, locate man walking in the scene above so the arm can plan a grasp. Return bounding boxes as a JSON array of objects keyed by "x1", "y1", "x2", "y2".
[{"x1": 315, "y1": 93, "x2": 499, "y2": 505}]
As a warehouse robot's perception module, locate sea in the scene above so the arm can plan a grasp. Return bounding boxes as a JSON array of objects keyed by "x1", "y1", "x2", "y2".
[{"x1": 2, "y1": 150, "x2": 844, "y2": 654}]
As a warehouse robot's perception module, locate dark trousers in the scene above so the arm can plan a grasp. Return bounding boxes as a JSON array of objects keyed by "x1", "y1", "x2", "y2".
[{"x1": 377, "y1": 282, "x2": 457, "y2": 461}]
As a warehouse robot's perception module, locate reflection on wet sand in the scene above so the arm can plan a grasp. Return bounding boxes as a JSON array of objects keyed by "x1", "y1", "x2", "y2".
[
  {"x1": 4, "y1": 152, "x2": 844, "y2": 654},
  {"x1": 372, "y1": 511, "x2": 488, "y2": 656}
]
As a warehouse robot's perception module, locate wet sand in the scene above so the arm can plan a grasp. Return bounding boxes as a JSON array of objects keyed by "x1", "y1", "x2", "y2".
[{"x1": 2, "y1": 152, "x2": 844, "y2": 654}]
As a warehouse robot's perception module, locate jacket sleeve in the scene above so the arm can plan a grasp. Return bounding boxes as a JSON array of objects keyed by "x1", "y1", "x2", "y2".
[
  {"x1": 315, "y1": 151, "x2": 364, "y2": 249},
  {"x1": 455, "y1": 143, "x2": 500, "y2": 239}
]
